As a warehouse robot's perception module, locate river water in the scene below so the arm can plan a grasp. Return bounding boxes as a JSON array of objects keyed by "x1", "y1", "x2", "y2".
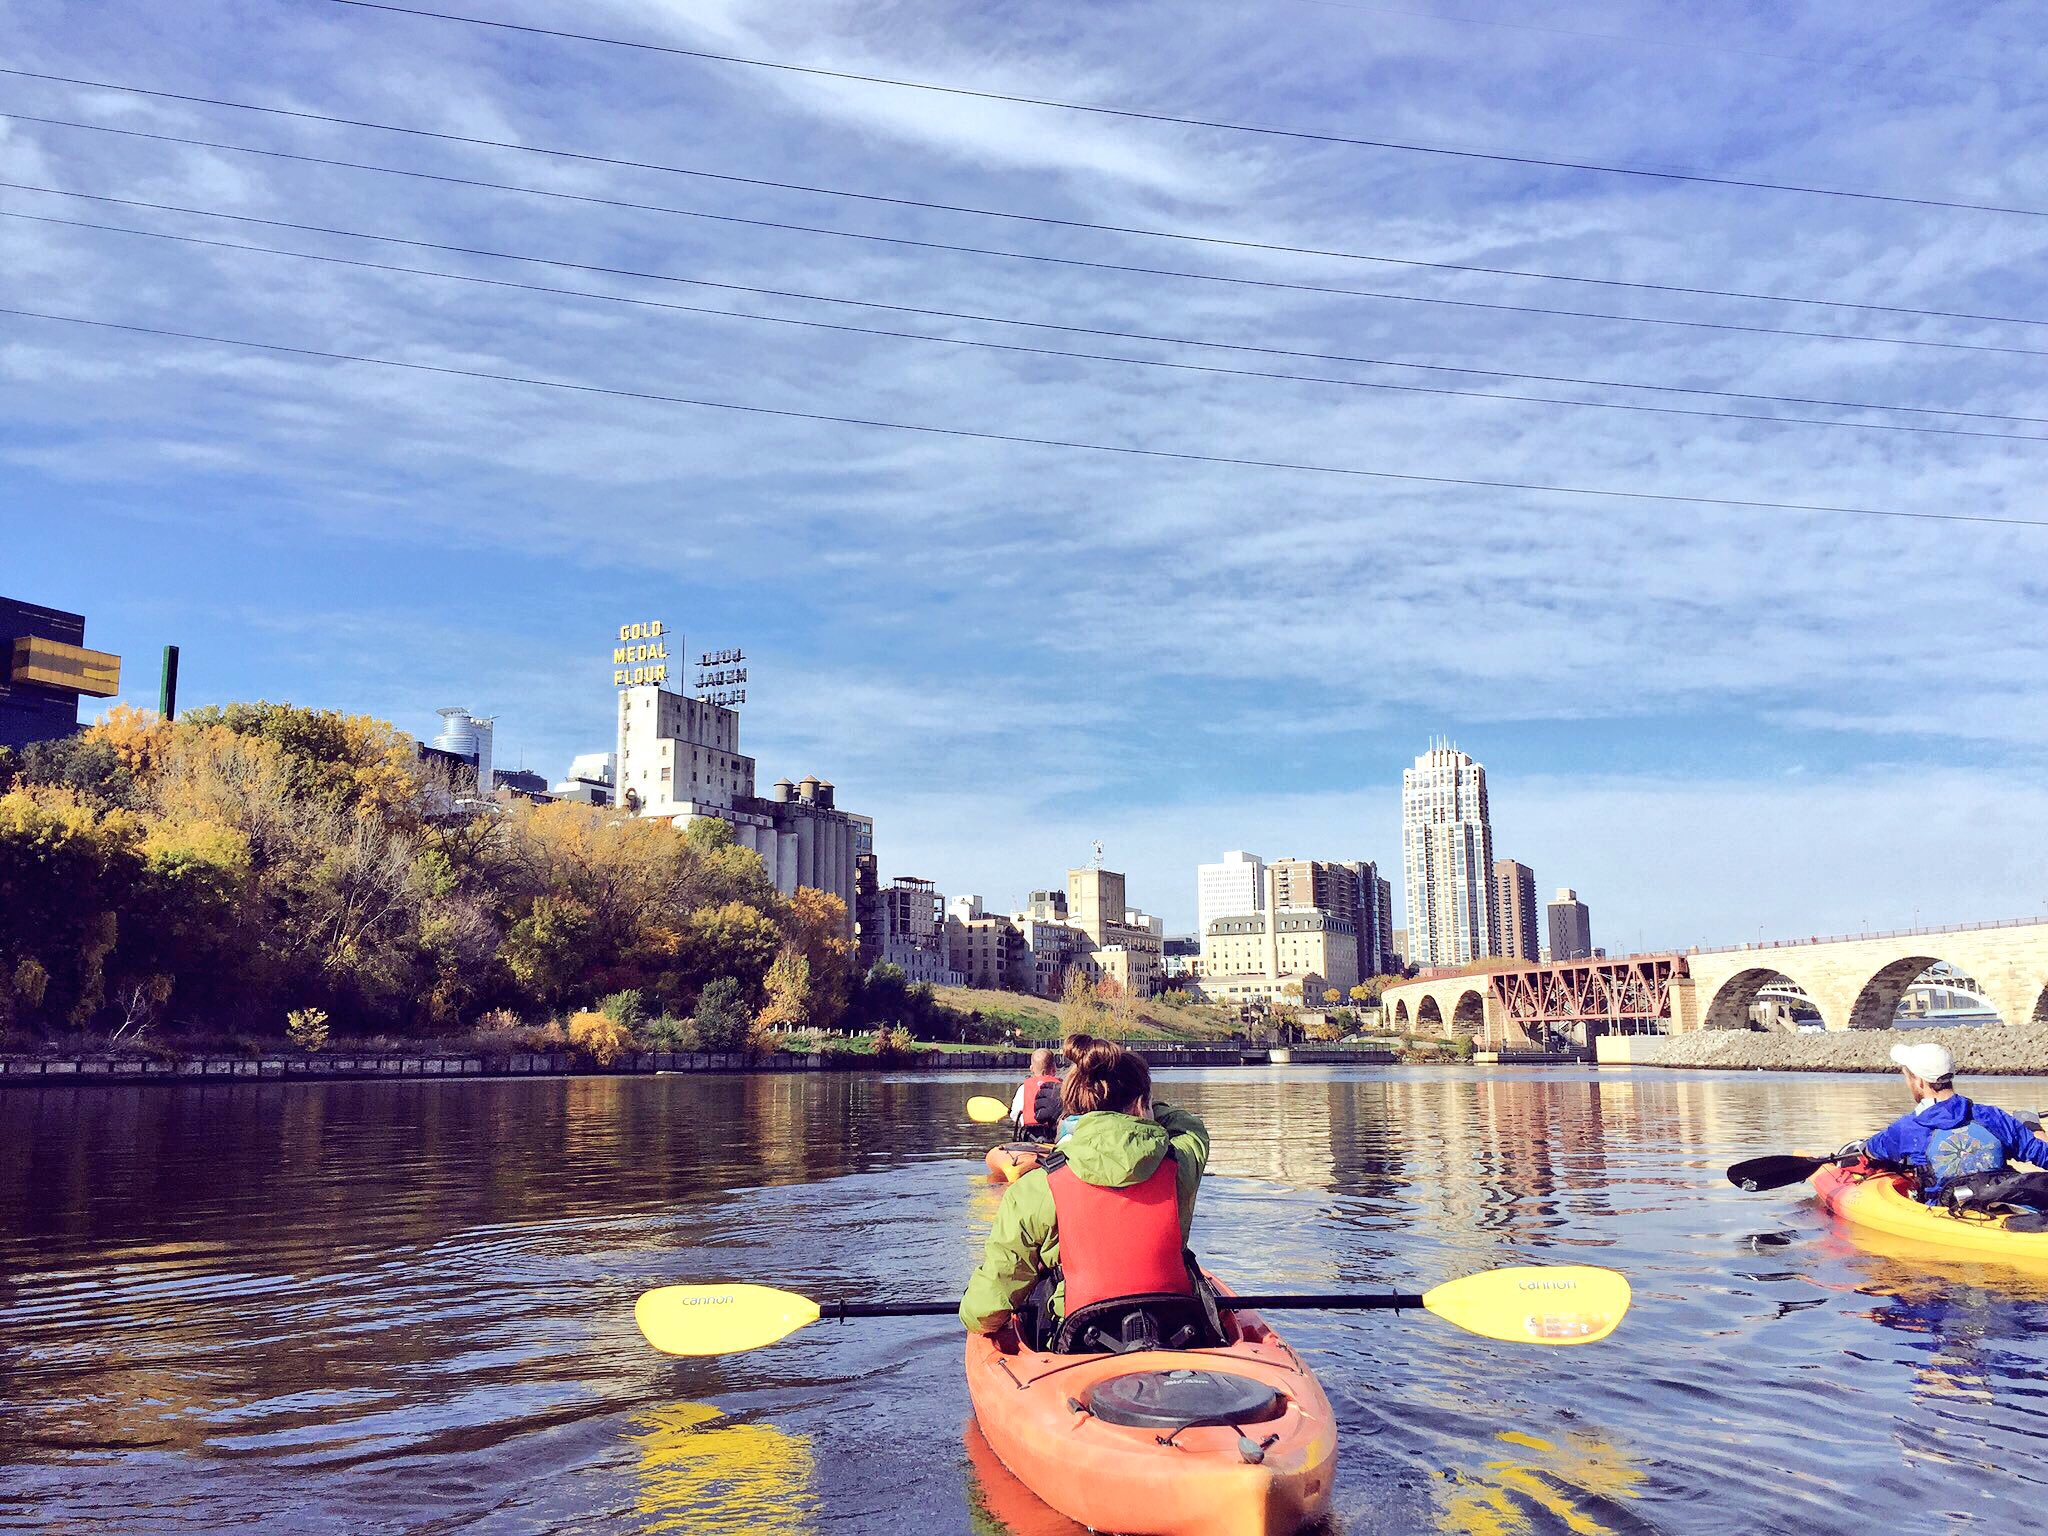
[{"x1": 4, "y1": 1065, "x2": 2047, "y2": 1534}]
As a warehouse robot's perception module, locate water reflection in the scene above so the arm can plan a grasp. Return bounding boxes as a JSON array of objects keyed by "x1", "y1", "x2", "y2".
[
  {"x1": 1437, "y1": 1427, "x2": 1648, "y2": 1536},
  {"x1": 632, "y1": 1401, "x2": 816, "y2": 1535},
  {"x1": 8, "y1": 1067, "x2": 2048, "y2": 1532}
]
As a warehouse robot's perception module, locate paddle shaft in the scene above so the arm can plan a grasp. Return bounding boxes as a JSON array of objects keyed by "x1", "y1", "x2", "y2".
[{"x1": 819, "y1": 1293, "x2": 1424, "y2": 1321}]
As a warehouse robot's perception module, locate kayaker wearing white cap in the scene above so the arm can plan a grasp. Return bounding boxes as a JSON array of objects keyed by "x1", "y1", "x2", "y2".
[{"x1": 1855, "y1": 1040, "x2": 2048, "y2": 1218}]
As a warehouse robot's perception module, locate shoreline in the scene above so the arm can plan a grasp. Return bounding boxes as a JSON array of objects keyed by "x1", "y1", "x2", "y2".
[
  {"x1": 0, "y1": 1042, "x2": 1402, "y2": 1088},
  {"x1": 1595, "y1": 1022, "x2": 2048, "y2": 1075}
]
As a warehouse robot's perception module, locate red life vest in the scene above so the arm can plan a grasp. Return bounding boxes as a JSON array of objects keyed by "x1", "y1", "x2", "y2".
[
  {"x1": 1017, "y1": 1073, "x2": 1061, "y2": 1128},
  {"x1": 1047, "y1": 1154, "x2": 1193, "y2": 1313}
]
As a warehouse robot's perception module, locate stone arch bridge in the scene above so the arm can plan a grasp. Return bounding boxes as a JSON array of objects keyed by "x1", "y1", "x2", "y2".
[{"x1": 1382, "y1": 918, "x2": 2048, "y2": 1049}]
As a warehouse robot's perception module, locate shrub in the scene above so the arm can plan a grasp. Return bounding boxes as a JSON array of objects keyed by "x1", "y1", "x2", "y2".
[
  {"x1": 567, "y1": 1009, "x2": 631, "y2": 1067},
  {"x1": 642, "y1": 1013, "x2": 696, "y2": 1048},
  {"x1": 472, "y1": 1006, "x2": 522, "y2": 1034},
  {"x1": 692, "y1": 977, "x2": 752, "y2": 1051},
  {"x1": 285, "y1": 1006, "x2": 330, "y2": 1052},
  {"x1": 598, "y1": 989, "x2": 647, "y2": 1032},
  {"x1": 514, "y1": 1021, "x2": 567, "y2": 1052}
]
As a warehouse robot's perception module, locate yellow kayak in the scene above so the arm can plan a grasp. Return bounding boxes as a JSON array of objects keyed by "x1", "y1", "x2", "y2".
[{"x1": 1812, "y1": 1162, "x2": 2048, "y2": 1265}]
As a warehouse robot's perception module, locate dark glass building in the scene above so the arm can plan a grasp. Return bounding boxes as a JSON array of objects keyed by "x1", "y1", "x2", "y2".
[{"x1": 1, "y1": 596, "x2": 122, "y2": 750}]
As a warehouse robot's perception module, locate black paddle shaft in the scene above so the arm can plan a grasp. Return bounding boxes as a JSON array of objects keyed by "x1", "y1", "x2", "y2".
[{"x1": 820, "y1": 1293, "x2": 1424, "y2": 1321}]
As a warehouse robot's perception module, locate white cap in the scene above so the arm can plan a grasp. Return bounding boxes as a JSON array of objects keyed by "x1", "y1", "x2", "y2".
[{"x1": 1890, "y1": 1040, "x2": 1954, "y2": 1082}]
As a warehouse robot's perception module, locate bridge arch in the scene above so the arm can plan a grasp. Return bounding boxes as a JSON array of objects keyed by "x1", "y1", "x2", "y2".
[
  {"x1": 1390, "y1": 998, "x2": 1411, "y2": 1031},
  {"x1": 1700, "y1": 966, "x2": 1817, "y2": 1031},
  {"x1": 1416, "y1": 995, "x2": 1444, "y2": 1033},
  {"x1": 1450, "y1": 988, "x2": 1486, "y2": 1039},
  {"x1": 1847, "y1": 955, "x2": 1947, "y2": 1030}
]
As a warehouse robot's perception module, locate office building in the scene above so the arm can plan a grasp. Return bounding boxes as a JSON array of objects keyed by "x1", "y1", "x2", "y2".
[
  {"x1": 1197, "y1": 851, "x2": 1265, "y2": 937},
  {"x1": 1492, "y1": 859, "x2": 1540, "y2": 962},
  {"x1": 1013, "y1": 911, "x2": 1091, "y2": 998},
  {"x1": 1349, "y1": 861, "x2": 1395, "y2": 979},
  {"x1": 947, "y1": 905, "x2": 1031, "y2": 992},
  {"x1": 1267, "y1": 856, "x2": 1394, "y2": 983},
  {"x1": 1067, "y1": 865, "x2": 1164, "y2": 997},
  {"x1": 1162, "y1": 935, "x2": 1202, "y2": 980},
  {"x1": 1401, "y1": 740, "x2": 1495, "y2": 968},
  {"x1": 1547, "y1": 888, "x2": 1594, "y2": 961},
  {"x1": 616, "y1": 683, "x2": 866, "y2": 931},
  {"x1": 1, "y1": 596, "x2": 121, "y2": 750},
  {"x1": 879, "y1": 876, "x2": 964, "y2": 986},
  {"x1": 550, "y1": 751, "x2": 615, "y2": 806},
  {"x1": 1197, "y1": 866, "x2": 1358, "y2": 1008},
  {"x1": 1391, "y1": 928, "x2": 1409, "y2": 968},
  {"x1": 491, "y1": 767, "x2": 551, "y2": 800},
  {"x1": 432, "y1": 708, "x2": 495, "y2": 798}
]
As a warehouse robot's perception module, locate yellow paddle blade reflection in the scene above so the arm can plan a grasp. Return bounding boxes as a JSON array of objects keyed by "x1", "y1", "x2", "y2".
[
  {"x1": 633, "y1": 1401, "x2": 816, "y2": 1535},
  {"x1": 966, "y1": 1096, "x2": 1012, "y2": 1124},
  {"x1": 1422, "y1": 1265, "x2": 1631, "y2": 1346},
  {"x1": 636, "y1": 1284, "x2": 823, "y2": 1356}
]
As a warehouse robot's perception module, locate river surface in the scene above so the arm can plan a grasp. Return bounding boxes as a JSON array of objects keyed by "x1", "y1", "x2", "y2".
[{"x1": 4, "y1": 1065, "x2": 2048, "y2": 1534}]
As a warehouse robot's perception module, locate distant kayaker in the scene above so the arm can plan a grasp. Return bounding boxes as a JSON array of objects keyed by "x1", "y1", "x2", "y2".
[
  {"x1": 1857, "y1": 1041, "x2": 2048, "y2": 1216},
  {"x1": 1008, "y1": 1049, "x2": 1063, "y2": 1143},
  {"x1": 959, "y1": 1041, "x2": 1213, "y2": 1353}
]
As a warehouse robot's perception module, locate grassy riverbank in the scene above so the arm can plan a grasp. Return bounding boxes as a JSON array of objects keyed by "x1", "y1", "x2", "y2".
[{"x1": 929, "y1": 985, "x2": 1242, "y2": 1042}]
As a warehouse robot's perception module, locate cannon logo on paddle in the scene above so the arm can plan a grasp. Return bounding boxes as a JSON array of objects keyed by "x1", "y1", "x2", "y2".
[
  {"x1": 1518, "y1": 1278, "x2": 1577, "y2": 1292},
  {"x1": 680, "y1": 1295, "x2": 735, "y2": 1306}
]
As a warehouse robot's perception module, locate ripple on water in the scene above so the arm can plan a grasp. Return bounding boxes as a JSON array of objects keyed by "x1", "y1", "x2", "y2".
[{"x1": 7, "y1": 1068, "x2": 2048, "y2": 1532}]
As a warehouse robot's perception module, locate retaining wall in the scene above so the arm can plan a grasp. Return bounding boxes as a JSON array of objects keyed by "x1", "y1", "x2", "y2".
[
  {"x1": 1594, "y1": 1022, "x2": 2048, "y2": 1075},
  {"x1": 0, "y1": 1043, "x2": 1272, "y2": 1088}
]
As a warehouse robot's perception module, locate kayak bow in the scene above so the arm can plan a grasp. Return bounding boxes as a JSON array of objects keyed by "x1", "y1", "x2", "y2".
[{"x1": 964, "y1": 1279, "x2": 1337, "y2": 1536}]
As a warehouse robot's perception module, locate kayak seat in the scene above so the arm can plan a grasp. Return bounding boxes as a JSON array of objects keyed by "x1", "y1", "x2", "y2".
[
  {"x1": 1051, "y1": 1293, "x2": 1227, "y2": 1356},
  {"x1": 1083, "y1": 1368, "x2": 1284, "y2": 1430}
]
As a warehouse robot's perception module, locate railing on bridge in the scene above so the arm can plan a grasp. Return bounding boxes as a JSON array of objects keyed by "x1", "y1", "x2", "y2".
[{"x1": 1690, "y1": 914, "x2": 2048, "y2": 956}]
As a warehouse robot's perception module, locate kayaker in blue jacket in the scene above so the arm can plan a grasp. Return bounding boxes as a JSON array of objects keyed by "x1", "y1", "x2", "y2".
[{"x1": 1859, "y1": 1041, "x2": 2048, "y2": 1215}]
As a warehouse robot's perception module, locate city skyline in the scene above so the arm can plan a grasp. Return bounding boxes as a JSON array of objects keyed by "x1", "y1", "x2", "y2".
[{"x1": 9, "y1": 1, "x2": 2047, "y2": 949}]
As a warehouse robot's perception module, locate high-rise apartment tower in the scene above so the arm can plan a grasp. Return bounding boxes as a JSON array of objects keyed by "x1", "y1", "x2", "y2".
[{"x1": 1401, "y1": 740, "x2": 1495, "y2": 968}]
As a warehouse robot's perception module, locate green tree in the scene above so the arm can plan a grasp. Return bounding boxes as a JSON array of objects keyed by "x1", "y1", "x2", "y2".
[
  {"x1": 692, "y1": 976, "x2": 752, "y2": 1051},
  {"x1": 502, "y1": 895, "x2": 597, "y2": 1011}
]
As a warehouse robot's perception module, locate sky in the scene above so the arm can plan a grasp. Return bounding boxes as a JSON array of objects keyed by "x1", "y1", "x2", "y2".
[{"x1": 2, "y1": 0, "x2": 2046, "y2": 947}]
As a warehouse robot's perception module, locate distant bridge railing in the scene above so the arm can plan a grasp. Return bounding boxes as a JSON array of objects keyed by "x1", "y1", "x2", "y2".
[{"x1": 1690, "y1": 914, "x2": 2048, "y2": 956}]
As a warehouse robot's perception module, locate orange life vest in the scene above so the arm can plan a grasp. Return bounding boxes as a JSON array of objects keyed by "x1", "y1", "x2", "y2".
[
  {"x1": 1017, "y1": 1073, "x2": 1061, "y2": 1128},
  {"x1": 1047, "y1": 1154, "x2": 1192, "y2": 1313}
]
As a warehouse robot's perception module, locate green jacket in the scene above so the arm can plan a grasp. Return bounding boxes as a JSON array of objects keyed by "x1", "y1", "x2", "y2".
[{"x1": 959, "y1": 1103, "x2": 1210, "y2": 1333}]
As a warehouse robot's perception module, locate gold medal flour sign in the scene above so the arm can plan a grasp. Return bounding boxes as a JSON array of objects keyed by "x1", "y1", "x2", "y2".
[{"x1": 613, "y1": 620, "x2": 670, "y2": 687}]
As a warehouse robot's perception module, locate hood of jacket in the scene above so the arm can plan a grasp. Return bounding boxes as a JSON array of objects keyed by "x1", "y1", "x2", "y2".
[
  {"x1": 1913, "y1": 1094, "x2": 1976, "y2": 1129},
  {"x1": 1057, "y1": 1110, "x2": 1170, "y2": 1188}
]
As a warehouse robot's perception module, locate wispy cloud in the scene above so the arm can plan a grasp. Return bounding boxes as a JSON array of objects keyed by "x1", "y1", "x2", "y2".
[{"x1": 6, "y1": 0, "x2": 2046, "y2": 944}]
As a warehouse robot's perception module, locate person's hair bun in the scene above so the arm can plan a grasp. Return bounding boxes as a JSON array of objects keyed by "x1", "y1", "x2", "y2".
[{"x1": 1060, "y1": 1040, "x2": 1152, "y2": 1117}]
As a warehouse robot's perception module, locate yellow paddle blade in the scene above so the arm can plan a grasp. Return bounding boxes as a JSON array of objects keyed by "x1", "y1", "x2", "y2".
[
  {"x1": 1421, "y1": 1265, "x2": 1632, "y2": 1346},
  {"x1": 635, "y1": 1284, "x2": 823, "y2": 1357},
  {"x1": 966, "y1": 1095, "x2": 1012, "y2": 1124}
]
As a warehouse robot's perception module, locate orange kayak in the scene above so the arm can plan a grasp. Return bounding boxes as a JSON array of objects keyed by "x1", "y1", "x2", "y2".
[
  {"x1": 964, "y1": 1282, "x2": 1338, "y2": 1536},
  {"x1": 985, "y1": 1142, "x2": 1046, "y2": 1184}
]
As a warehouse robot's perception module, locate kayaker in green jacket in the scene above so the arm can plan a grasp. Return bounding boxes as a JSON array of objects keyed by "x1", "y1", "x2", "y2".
[{"x1": 960, "y1": 1041, "x2": 1211, "y2": 1351}]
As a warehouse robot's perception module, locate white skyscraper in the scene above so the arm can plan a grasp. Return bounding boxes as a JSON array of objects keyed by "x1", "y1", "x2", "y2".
[
  {"x1": 1197, "y1": 850, "x2": 1265, "y2": 937},
  {"x1": 1401, "y1": 741, "x2": 1495, "y2": 968}
]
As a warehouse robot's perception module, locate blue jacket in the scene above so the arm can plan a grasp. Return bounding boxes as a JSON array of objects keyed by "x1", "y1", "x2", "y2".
[{"x1": 1866, "y1": 1095, "x2": 2048, "y2": 1199}]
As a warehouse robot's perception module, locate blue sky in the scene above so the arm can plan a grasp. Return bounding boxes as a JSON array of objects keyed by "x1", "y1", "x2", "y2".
[{"x1": 3, "y1": 0, "x2": 2046, "y2": 946}]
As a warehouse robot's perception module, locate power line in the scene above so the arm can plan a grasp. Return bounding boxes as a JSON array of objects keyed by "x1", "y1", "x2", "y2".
[
  {"x1": 0, "y1": 109, "x2": 2036, "y2": 366},
  {"x1": 14, "y1": 106, "x2": 2046, "y2": 335},
  {"x1": 312, "y1": 0, "x2": 2048, "y2": 220},
  {"x1": 14, "y1": 178, "x2": 2046, "y2": 435},
  {"x1": 19, "y1": 204, "x2": 2044, "y2": 446},
  {"x1": 5, "y1": 302, "x2": 2039, "y2": 528}
]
